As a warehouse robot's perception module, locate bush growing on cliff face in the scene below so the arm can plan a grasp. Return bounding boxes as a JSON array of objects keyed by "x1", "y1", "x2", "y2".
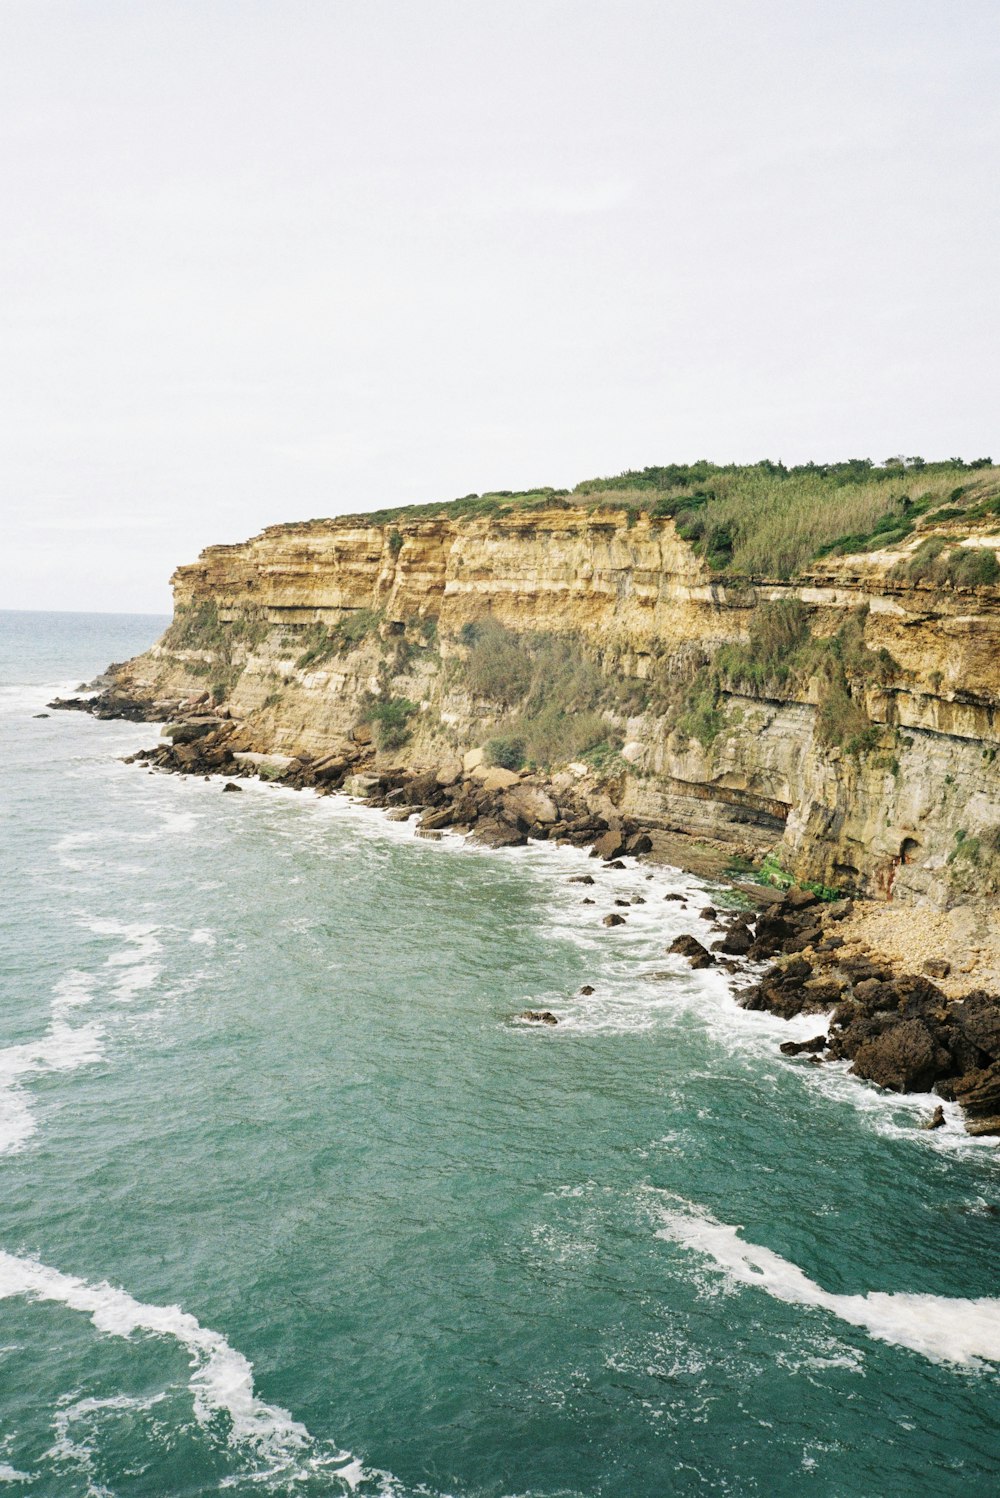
[
  {"x1": 486, "y1": 735, "x2": 525, "y2": 770},
  {"x1": 456, "y1": 621, "x2": 618, "y2": 768},
  {"x1": 363, "y1": 694, "x2": 417, "y2": 750},
  {"x1": 296, "y1": 609, "x2": 383, "y2": 668}
]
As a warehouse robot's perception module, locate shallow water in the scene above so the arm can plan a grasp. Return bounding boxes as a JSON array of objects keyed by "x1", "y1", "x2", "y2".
[{"x1": 1, "y1": 609, "x2": 999, "y2": 1496}]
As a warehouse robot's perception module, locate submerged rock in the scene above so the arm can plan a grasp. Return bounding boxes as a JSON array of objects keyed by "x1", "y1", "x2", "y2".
[{"x1": 519, "y1": 1010, "x2": 558, "y2": 1025}]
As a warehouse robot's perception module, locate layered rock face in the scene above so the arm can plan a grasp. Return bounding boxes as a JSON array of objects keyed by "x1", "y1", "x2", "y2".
[{"x1": 109, "y1": 505, "x2": 1000, "y2": 908}]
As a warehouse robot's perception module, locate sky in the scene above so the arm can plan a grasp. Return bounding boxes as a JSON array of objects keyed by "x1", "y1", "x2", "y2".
[{"x1": 1, "y1": 0, "x2": 997, "y2": 612}]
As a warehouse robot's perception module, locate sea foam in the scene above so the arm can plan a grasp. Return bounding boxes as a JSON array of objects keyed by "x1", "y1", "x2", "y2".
[
  {"x1": 0, "y1": 1251, "x2": 361, "y2": 1485},
  {"x1": 653, "y1": 1195, "x2": 1000, "y2": 1367}
]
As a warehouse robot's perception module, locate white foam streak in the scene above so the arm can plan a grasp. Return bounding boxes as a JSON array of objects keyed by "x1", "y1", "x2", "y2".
[
  {"x1": 655, "y1": 1197, "x2": 1000, "y2": 1367},
  {"x1": 0, "y1": 1251, "x2": 358, "y2": 1480}
]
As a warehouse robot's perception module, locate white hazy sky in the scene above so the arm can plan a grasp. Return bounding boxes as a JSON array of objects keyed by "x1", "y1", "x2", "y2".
[{"x1": 2, "y1": 0, "x2": 998, "y2": 612}]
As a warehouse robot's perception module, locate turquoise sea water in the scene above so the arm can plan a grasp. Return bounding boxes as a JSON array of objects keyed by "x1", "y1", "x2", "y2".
[{"x1": 1, "y1": 609, "x2": 999, "y2": 1497}]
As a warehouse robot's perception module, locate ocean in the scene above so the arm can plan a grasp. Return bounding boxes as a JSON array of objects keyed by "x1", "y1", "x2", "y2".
[{"x1": 1, "y1": 609, "x2": 999, "y2": 1497}]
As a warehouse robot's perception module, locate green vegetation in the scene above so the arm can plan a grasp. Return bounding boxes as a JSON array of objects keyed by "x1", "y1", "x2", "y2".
[
  {"x1": 757, "y1": 854, "x2": 841, "y2": 901},
  {"x1": 337, "y1": 458, "x2": 999, "y2": 581},
  {"x1": 458, "y1": 621, "x2": 619, "y2": 769},
  {"x1": 890, "y1": 536, "x2": 1000, "y2": 589},
  {"x1": 485, "y1": 735, "x2": 526, "y2": 770},
  {"x1": 363, "y1": 693, "x2": 418, "y2": 751},
  {"x1": 295, "y1": 609, "x2": 383, "y2": 669},
  {"x1": 163, "y1": 601, "x2": 270, "y2": 701},
  {"x1": 656, "y1": 602, "x2": 897, "y2": 755}
]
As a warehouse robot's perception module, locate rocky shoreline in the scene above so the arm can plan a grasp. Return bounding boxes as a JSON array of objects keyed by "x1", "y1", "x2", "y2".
[{"x1": 53, "y1": 688, "x2": 1000, "y2": 1139}]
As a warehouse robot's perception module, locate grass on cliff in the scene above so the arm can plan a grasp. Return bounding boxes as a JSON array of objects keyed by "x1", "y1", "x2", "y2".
[
  {"x1": 456, "y1": 620, "x2": 620, "y2": 769},
  {"x1": 654, "y1": 601, "x2": 898, "y2": 755},
  {"x1": 337, "y1": 458, "x2": 1000, "y2": 580}
]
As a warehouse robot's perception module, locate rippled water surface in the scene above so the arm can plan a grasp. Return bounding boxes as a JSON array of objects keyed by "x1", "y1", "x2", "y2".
[{"x1": 2, "y1": 609, "x2": 999, "y2": 1496}]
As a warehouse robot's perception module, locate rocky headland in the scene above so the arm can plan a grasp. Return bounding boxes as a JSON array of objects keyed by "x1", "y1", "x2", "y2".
[{"x1": 56, "y1": 462, "x2": 1000, "y2": 1135}]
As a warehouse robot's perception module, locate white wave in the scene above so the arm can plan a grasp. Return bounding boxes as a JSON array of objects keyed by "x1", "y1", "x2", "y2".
[
  {"x1": 0, "y1": 1020, "x2": 105, "y2": 1156},
  {"x1": 653, "y1": 1195, "x2": 1000, "y2": 1367},
  {"x1": 0, "y1": 921, "x2": 165, "y2": 1155},
  {"x1": 0, "y1": 1465, "x2": 34, "y2": 1484},
  {"x1": 0, "y1": 1251, "x2": 361, "y2": 1485}
]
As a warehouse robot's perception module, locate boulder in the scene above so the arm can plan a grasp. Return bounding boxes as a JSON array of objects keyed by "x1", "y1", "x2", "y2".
[
  {"x1": 603, "y1": 912, "x2": 627, "y2": 927},
  {"x1": 851, "y1": 1020, "x2": 952, "y2": 1093},
  {"x1": 921, "y1": 1105, "x2": 946, "y2": 1130},
  {"x1": 700, "y1": 906, "x2": 718, "y2": 920},
  {"x1": 922, "y1": 957, "x2": 951, "y2": 979},
  {"x1": 952, "y1": 991, "x2": 1000, "y2": 1060},
  {"x1": 719, "y1": 927, "x2": 752, "y2": 956},
  {"x1": 399, "y1": 770, "x2": 436, "y2": 803},
  {"x1": 593, "y1": 829, "x2": 626, "y2": 861},
  {"x1": 579, "y1": 985, "x2": 595, "y2": 996},
  {"x1": 519, "y1": 1010, "x2": 558, "y2": 1025},
  {"x1": 343, "y1": 773, "x2": 381, "y2": 797},
  {"x1": 419, "y1": 808, "x2": 454, "y2": 831},
  {"x1": 481, "y1": 767, "x2": 520, "y2": 792},
  {"x1": 568, "y1": 874, "x2": 595, "y2": 886},
  {"x1": 625, "y1": 831, "x2": 653, "y2": 855},
  {"x1": 351, "y1": 722, "x2": 374, "y2": 746},
  {"x1": 463, "y1": 746, "x2": 485, "y2": 774},
  {"x1": 221, "y1": 781, "x2": 243, "y2": 792},
  {"x1": 436, "y1": 761, "x2": 464, "y2": 787},
  {"x1": 470, "y1": 818, "x2": 526, "y2": 848},
  {"x1": 503, "y1": 785, "x2": 558, "y2": 827},
  {"x1": 948, "y1": 1062, "x2": 1000, "y2": 1135},
  {"x1": 779, "y1": 1035, "x2": 827, "y2": 1056}
]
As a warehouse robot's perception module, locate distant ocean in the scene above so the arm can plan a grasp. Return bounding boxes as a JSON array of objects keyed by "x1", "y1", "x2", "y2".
[{"x1": 2, "y1": 609, "x2": 999, "y2": 1497}]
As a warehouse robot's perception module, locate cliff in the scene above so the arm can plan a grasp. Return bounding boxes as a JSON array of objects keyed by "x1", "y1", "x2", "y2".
[{"x1": 107, "y1": 482, "x2": 1000, "y2": 909}]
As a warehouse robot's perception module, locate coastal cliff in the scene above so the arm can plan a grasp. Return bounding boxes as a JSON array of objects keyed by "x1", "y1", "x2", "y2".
[{"x1": 104, "y1": 469, "x2": 1000, "y2": 911}]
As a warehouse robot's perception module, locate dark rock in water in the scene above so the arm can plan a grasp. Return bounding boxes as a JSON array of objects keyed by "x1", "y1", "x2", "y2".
[
  {"x1": 519, "y1": 1010, "x2": 558, "y2": 1025},
  {"x1": 222, "y1": 782, "x2": 243, "y2": 792},
  {"x1": 922, "y1": 957, "x2": 951, "y2": 979},
  {"x1": 664, "y1": 892, "x2": 686, "y2": 903},
  {"x1": 581, "y1": 897, "x2": 595, "y2": 905},
  {"x1": 742, "y1": 956, "x2": 815, "y2": 1019},
  {"x1": 472, "y1": 819, "x2": 527, "y2": 849},
  {"x1": 603, "y1": 912, "x2": 627, "y2": 927},
  {"x1": 630, "y1": 894, "x2": 646, "y2": 905},
  {"x1": 33, "y1": 712, "x2": 50, "y2": 718},
  {"x1": 614, "y1": 899, "x2": 631, "y2": 908},
  {"x1": 921, "y1": 1105, "x2": 946, "y2": 1130},
  {"x1": 604, "y1": 859, "x2": 627, "y2": 870},
  {"x1": 779, "y1": 1034, "x2": 828, "y2": 1056},
  {"x1": 625, "y1": 831, "x2": 653, "y2": 855},
  {"x1": 947, "y1": 1061, "x2": 1000, "y2": 1135},
  {"x1": 851, "y1": 1019, "x2": 951, "y2": 1093},
  {"x1": 700, "y1": 906, "x2": 718, "y2": 920},
  {"x1": 579, "y1": 985, "x2": 595, "y2": 996},
  {"x1": 568, "y1": 874, "x2": 595, "y2": 885},
  {"x1": 668, "y1": 934, "x2": 715, "y2": 969},
  {"x1": 719, "y1": 927, "x2": 753, "y2": 956}
]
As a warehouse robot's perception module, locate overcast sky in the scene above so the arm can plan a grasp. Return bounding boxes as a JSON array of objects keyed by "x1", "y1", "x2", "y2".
[{"x1": 2, "y1": 0, "x2": 997, "y2": 612}]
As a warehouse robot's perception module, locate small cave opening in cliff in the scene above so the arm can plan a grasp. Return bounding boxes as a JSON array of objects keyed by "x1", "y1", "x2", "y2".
[{"x1": 900, "y1": 837, "x2": 921, "y2": 865}]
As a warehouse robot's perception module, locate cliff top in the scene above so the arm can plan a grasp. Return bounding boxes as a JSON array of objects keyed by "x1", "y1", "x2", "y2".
[{"x1": 258, "y1": 457, "x2": 1000, "y2": 582}]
